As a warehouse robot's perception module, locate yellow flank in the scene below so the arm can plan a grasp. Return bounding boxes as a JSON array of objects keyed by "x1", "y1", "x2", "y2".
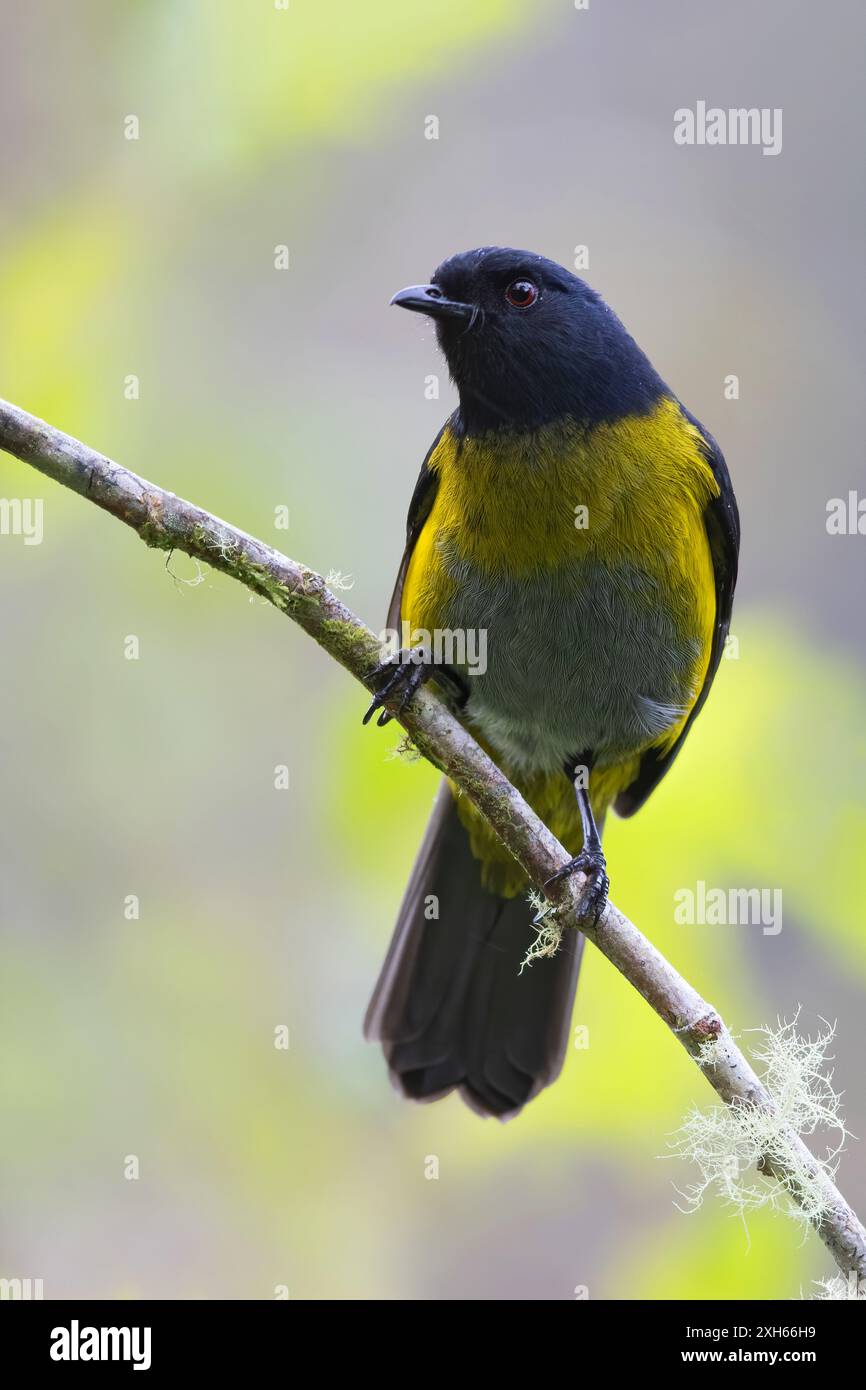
[{"x1": 401, "y1": 395, "x2": 721, "y2": 897}]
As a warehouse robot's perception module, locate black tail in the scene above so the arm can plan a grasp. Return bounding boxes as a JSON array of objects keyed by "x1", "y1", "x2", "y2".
[{"x1": 364, "y1": 782, "x2": 584, "y2": 1118}]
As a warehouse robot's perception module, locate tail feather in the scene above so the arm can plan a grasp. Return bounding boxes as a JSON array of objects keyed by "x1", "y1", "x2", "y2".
[{"x1": 365, "y1": 782, "x2": 583, "y2": 1118}]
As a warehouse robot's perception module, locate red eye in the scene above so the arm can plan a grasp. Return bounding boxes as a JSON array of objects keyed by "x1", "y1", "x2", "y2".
[{"x1": 505, "y1": 278, "x2": 539, "y2": 309}]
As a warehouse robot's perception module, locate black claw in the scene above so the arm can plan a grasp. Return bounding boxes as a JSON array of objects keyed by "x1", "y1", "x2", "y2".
[
  {"x1": 362, "y1": 648, "x2": 432, "y2": 727},
  {"x1": 544, "y1": 848, "x2": 610, "y2": 925}
]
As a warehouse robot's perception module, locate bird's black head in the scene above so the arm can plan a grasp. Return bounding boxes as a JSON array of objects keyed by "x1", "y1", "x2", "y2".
[{"x1": 391, "y1": 247, "x2": 664, "y2": 435}]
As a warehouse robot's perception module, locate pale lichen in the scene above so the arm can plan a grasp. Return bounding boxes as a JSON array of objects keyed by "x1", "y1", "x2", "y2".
[
  {"x1": 520, "y1": 891, "x2": 563, "y2": 971},
  {"x1": 809, "y1": 1272, "x2": 866, "y2": 1300},
  {"x1": 325, "y1": 569, "x2": 355, "y2": 591},
  {"x1": 386, "y1": 734, "x2": 422, "y2": 763},
  {"x1": 695, "y1": 1035, "x2": 725, "y2": 1069},
  {"x1": 670, "y1": 1014, "x2": 847, "y2": 1233}
]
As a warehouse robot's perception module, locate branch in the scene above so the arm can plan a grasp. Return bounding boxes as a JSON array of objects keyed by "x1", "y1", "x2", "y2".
[{"x1": 2, "y1": 395, "x2": 864, "y2": 1284}]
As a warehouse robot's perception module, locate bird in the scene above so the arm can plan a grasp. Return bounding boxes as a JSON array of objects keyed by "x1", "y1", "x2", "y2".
[{"x1": 362, "y1": 246, "x2": 739, "y2": 1119}]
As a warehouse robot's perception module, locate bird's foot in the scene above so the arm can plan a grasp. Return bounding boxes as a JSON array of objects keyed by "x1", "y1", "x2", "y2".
[
  {"x1": 362, "y1": 646, "x2": 432, "y2": 727},
  {"x1": 544, "y1": 847, "x2": 610, "y2": 925}
]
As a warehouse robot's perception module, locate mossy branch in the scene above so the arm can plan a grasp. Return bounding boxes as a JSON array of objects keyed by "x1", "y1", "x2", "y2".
[{"x1": 1, "y1": 395, "x2": 864, "y2": 1284}]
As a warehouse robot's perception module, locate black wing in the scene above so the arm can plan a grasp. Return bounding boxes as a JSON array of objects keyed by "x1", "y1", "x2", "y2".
[
  {"x1": 385, "y1": 422, "x2": 446, "y2": 632},
  {"x1": 614, "y1": 414, "x2": 740, "y2": 817}
]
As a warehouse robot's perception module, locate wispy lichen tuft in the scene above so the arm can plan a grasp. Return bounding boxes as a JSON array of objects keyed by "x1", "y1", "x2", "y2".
[
  {"x1": 385, "y1": 734, "x2": 422, "y2": 763},
  {"x1": 670, "y1": 1014, "x2": 847, "y2": 1231},
  {"x1": 520, "y1": 891, "x2": 562, "y2": 971},
  {"x1": 696, "y1": 1035, "x2": 725, "y2": 1069},
  {"x1": 809, "y1": 1272, "x2": 866, "y2": 1300},
  {"x1": 325, "y1": 569, "x2": 355, "y2": 591}
]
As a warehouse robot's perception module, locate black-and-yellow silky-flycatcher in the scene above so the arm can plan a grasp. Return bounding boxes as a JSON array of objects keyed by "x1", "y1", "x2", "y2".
[{"x1": 363, "y1": 247, "x2": 739, "y2": 1118}]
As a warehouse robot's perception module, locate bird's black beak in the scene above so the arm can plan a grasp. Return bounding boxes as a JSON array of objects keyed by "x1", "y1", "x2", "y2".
[{"x1": 390, "y1": 284, "x2": 475, "y2": 324}]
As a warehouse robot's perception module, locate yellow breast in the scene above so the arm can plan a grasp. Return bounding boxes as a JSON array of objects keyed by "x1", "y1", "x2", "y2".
[{"x1": 403, "y1": 394, "x2": 718, "y2": 647}]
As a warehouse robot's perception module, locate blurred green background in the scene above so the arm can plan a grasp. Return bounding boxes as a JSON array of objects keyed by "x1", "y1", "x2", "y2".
[{"x1": 1, "y1": 0, "x2": 864, "y2": 1300}]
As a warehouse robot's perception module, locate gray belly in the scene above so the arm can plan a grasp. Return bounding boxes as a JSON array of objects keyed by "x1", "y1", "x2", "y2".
[{"x1": 439, "y1": 558, "x2": 702, "y2": 775}]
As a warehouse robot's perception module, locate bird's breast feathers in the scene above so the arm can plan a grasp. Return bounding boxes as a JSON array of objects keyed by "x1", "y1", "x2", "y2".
[{"x1": 401, "y1": 395, "x2": 720, "y2": 775}]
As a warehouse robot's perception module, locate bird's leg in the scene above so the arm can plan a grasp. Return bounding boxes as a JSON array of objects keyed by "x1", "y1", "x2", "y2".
[
  {"x1": 544, "y1": 753, "x2": 610, "y2": 924},
  {"x1": 362, "y1": 646, "x2": 468, "y2": 728}
]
